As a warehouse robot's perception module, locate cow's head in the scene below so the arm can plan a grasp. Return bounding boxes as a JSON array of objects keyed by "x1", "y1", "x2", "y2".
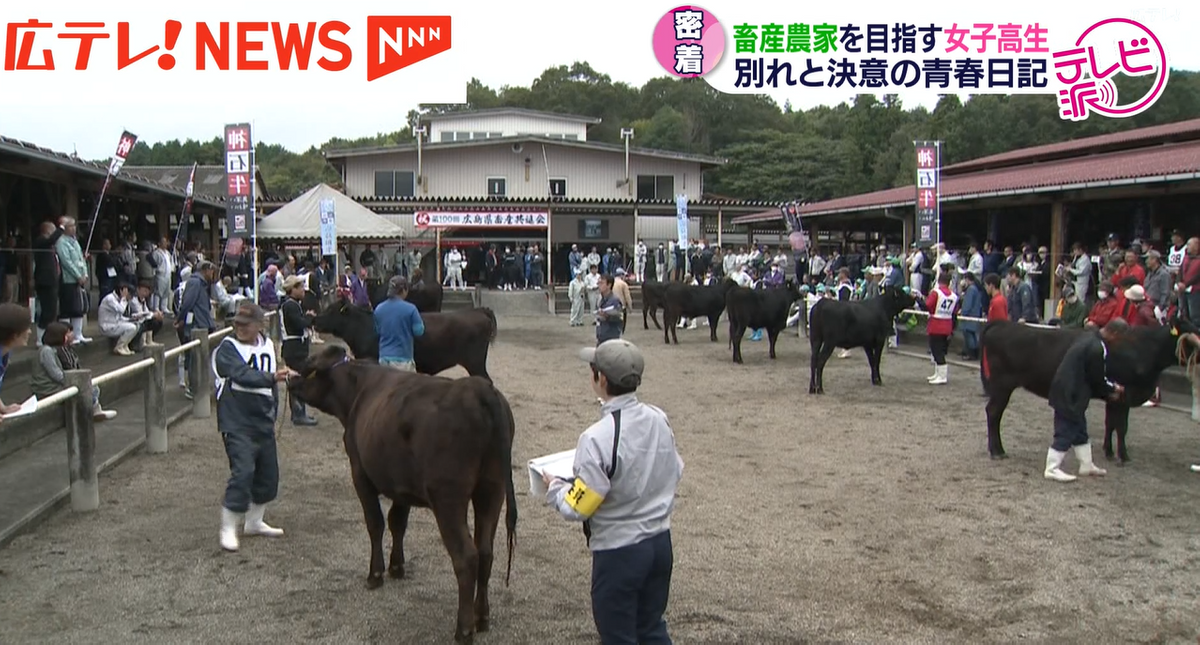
[
  {"x1": 287, "y1": 344, "x2": 354, "y2": 418},
  {"x1": 880, "y1": 285, "x2": 917, "y2": 316},
  {"x1": 312, "y1": 297, "x2": 370, "y2": 335}
]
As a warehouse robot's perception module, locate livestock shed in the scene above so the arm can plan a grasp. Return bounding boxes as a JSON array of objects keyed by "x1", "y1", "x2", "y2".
[{"x1": 735, "y1": 117, "x2": 1200, "y2": 302}]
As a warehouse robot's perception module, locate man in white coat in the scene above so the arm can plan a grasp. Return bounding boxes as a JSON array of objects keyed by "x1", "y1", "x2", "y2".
[
  {"x1": 634, "y1": 239, "x2": 648, "y2": 283},
  {"x1": 907, "y1": 244, "x2": 926, "y2": 295},
  {"x1": 444, "y1": 247, "x2": 465, "y2": 290}
]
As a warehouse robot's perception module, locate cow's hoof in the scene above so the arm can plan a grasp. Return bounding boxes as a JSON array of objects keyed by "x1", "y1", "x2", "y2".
[
  {"x1": 388, "y1": 564, "x2": 405, "y2": 579},
  {"x1": 1103, "y1": 452, "x2": 1115, "y2": 462},
  {"x1": 454, "y1": 629, "x2": 475, "y2": 644},
  {"x1": 989, "y1": 453, "x2": 1008, "y2": 460},
  {"x1": 476, "y1": 617, "x2": 490, "y2": 632},
  {"x1": 366, "y1": 574, "x2": 384, "y2": 590}
]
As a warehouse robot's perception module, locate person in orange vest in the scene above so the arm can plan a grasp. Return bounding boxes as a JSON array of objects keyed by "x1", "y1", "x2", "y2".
[{"x1": 923, "y1": 271, "x2": 959, "y2": 385}]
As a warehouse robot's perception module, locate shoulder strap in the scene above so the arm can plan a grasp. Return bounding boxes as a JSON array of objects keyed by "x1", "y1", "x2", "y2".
[{"x1": 607, "y1": 409, "x2": 622, "y2": 479}]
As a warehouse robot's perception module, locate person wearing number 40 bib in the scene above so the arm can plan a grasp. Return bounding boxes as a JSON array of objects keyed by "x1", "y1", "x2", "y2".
[
  {"x1": 924, "y1": 271, "x2": 960, "y2": 385},
  {"x1": 543, "y1": 339, "x2": 684, "y2": 645},
  {"x1": 212, "y1": 302, "x2": 298, "y2": 552}
]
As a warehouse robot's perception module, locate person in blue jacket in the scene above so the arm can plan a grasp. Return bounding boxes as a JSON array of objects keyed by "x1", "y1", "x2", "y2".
[{"x1": 958, "y1": 272, "x2": 985, "y2": 360}]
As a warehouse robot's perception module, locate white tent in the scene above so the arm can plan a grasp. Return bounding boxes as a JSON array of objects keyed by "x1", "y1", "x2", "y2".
[{"x1": 256, "y1": 183, "x2": 405, "y2": 240}]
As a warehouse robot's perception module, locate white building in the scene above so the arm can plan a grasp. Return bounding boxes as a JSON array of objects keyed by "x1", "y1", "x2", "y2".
[{"x1": 307, "y1": 108, "x2": 768, "y2": 281}]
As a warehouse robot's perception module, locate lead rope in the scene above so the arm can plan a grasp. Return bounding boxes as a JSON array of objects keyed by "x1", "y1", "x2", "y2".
[{"x1": 1176, "y1": 333, "x2": 1200, "y2": 384}]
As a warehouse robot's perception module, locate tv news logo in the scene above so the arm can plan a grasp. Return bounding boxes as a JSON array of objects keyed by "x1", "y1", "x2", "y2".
[
  {"x1": 367, "y1": 16, "x2": 450, "y2": 81},
  {"x1": 1, "y1": 15, "x2": 451, "y2": 81}
]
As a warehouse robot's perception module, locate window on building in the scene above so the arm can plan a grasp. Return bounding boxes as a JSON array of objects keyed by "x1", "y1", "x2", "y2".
[
  {"x1": 439, "y1": 131, "x2": 454, "y2": 142},
  {"x1": 488, "y1": 132, "x2": 503, "y2": 138},
  {"x1": 549, "y1": 178, "x2": 567, "y2": 197},
  {"x1": 374, "y1": 170, "x2": 416, "y2": 197},
  {"x1": 564, "y1": 134, "x2": 579, "y2": 141},
  {"x1": 473, "y1": 132, "x2": 487, "y2": 140},
  {"x1": 636, "y1": 174, "x2": 675, "y2": 201},
  {"x1": 487, "y1": 177, "x2": 506, "y2": 197}
]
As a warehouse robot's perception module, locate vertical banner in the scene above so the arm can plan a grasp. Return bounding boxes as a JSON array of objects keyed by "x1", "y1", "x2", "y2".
[
  {"x1": 84, "y1": 130, "x2": 138, "y2": 252},
  {"x1": 223, "y1": 123, "x2": 254, "y2": 238},
  {"x1": 914, "y1": 141, "x2": 941, "y2": 247},
  {"x1": 319, "y1": 198, "x2": 337, "y2": 257},
  {"x1": 780, "y1": 200, "x2": 807, "y2": 253},
  {"x1": 173, "y1": 162, "x2": 198, "y2": 254},
  {"x1": 675, "y1": 194, "x2": 689, "y2": 248}
]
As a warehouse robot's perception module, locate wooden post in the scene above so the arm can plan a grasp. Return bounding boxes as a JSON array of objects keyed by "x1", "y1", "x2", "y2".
[
  {"x1": 190, "y1": 328, "x2": 212, "y2": 418},
  {"x1": 435, "y1": 228, "x2": 442, "y2": 285},
  {"x1": 716, "y1": 208, "x2": 723, "y2": 247},
  {"x1": 144, "y1": 342, "x2": 168, "y2": 453},
  {"x1": 63, "y1": 370, "x2": 99, "y2": 511},
  {"x1": 1049, "y1": 201, "x2": 1066, "y2": 307}
]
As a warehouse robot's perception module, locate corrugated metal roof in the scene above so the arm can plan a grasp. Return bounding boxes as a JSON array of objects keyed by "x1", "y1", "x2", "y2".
[
  {"x1": 944, "y1": 118, "x2": 1200, "y2": 174},
  {"x1": 0, "y1": 137, "x2": 226, "y2": 208},
  {"x1": 122, "y1": 165, "x2": 272, "y2": 200},
  {"x1": 419, "y1": 108, "x2": 602, "y2": 125},
  {"x1": 323, "y1": 134, "x2": 728, "y2": 167},
  {"x1": 732, "y1": 139, "x2": 1200, "y2": 224}
]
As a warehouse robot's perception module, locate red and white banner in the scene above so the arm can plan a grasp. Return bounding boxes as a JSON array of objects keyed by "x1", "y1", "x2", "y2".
[
  {"x1": 84, "y1": 129, "x2": 138, "y2": 251},
  {"x1": 414, "y1": 211, "x2": 548, "y2": 228}
]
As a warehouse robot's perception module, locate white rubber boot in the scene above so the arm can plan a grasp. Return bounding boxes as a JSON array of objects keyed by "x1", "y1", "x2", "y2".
[
  {"x1": 1074, "y1": 443, "x2": 1107, "y2": 477},
  {"x1": 220, "y1": 507, "x2": 243, "y2": 551},
  {"x1": 786, "y1": 310, "x2": 802, "y2": 327},
  {"x1": 837, "y1": 348, "x2": 851, "y2": 359},
  {"x1": 92, "y1": 402, "x2": 117, "y2": 421},
  {"x1": 929, "y1": 364, "x2": 948, "y2": 385},
  {"x1": 244, "y1": 503, "x2": 284, "y2": 537},
  {"x1": 35, "y1": 326, "x2": 45, "y2": 347},
  {"x1": 1044, "y1": 448, "x2": 1078, "y2": 482}
]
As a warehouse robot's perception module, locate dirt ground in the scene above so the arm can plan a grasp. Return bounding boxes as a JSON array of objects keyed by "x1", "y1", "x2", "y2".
[{"x1": 2, "y1": 314, "x2": 1200, "y2": 644}]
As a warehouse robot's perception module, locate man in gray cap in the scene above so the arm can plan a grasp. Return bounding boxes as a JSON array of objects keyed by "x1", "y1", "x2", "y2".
[
  {"x1": 374, "y1": 275, "x2": 425, "y2": 371},
  {"x1": 541, "y1": 339, "x2": 684, "y2": 644}
]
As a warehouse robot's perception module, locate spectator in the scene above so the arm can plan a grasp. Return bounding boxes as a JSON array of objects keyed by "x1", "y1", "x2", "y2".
[
  {"x1": 1055, "y1": 286, "x2": 1087, "y2": 329},
  {"x1": 97, "y1": 283, "x2": 139, "y2": 356},
  {"x1": 1110, "y1": 250, "x2": 1146, "y2": 287},
  {"x1": 130, "y1": 281, "x2": 165, "y2": 350},
  {"x1": 0, "y1": 303, "x2": 33, "y2": 415},
  {"x1": 568, "y1": 269, "x2": 586, "y2": 327},
  {"x1": 1166, "y1": 229, "x2": 1187, "y2": 278},
  {"x1": 1179, "y1": 237, "x2": 1200, "y2": 324},
  {"x1": 1005, "y1": 268, "x2": 1039, "y2": 323},
  {"x1": 584, "y1": 264, "x2": 602, "y2": 316},
  {"x1": 1143, "y1": 250, "x2": 1172, "y2": 315},
  {"x1": 1122, "y1": 285, "x2": 1158, "y2": 327},
  {"x1": 959, "y1": 273, "x2": 984, "y2": 360},
  {"x1": 983, "y1": 273, "x2": 1008, "y2": 322},
  {"x1": 55, "y1": 217, "x2": 91, "y2": 344},
  {"x1": 612, "y1": 269, "x2": 633, "y2": 333},
  {"x1": 33, "y1": 221, "x2": 63, "y2": 346},
  {"x1": 595, "y1": 274, "x2": 624, "y2": 345},
  {"x1": 1062, "y1": 242, "x2": 1093, "y2": 305},
  {"x1": 31, "y1": 321, "x2": 117, "y2": 420},
  {"x1": 0, "y1": 235, "x2": 17, "y2": 303},
  {"x1": 95, "y1": 239, "x2": 119, "y2": 301},
  {"x1": 1085, "y1": 282, "x2": 1123, "y2": 329},
  {"x1": 258, "y1": 265, "x2": 281, "y2": 310},
  {"x1": 1102, "y1": 233, "x2": 1124, "y2": 284},
  {"x1": 175, "y1": 261, "x2": 217, "y2": 399},
  {"x1": 151, "y1": 236, "x2": 176, "y2": 315}
]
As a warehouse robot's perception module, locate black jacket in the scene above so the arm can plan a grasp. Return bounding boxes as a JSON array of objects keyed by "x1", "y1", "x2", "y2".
[
  {"x1": 279, "y1": 298, "x2": 311, "y2": 365},
  {"x1": 33, "y1": 228, "x2": 63, "y2": 287},
  {"x1": 1048, "y1": 332, "x2": 1116, "y2": 420}
]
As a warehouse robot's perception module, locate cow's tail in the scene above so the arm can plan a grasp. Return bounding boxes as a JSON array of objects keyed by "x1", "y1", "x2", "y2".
[
  {"x1": 979, "y1": 324, "x2": 992, "y2": 394},
  {"x1": 480, "y1": 307, "x2": 499, "y2": 344},
  {"x1": 482, "y1": 382, "x2": 517, "y2": 586}
]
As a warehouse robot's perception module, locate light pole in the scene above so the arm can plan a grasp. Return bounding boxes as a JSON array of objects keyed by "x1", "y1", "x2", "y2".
[{"x1": 413, "y1": 125, "x2": 427, "y2": 193}]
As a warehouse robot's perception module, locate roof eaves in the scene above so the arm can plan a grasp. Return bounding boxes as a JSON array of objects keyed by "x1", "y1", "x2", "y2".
[
  {"x1": 419, "y1": 107, "x2": 602, "y2": 125},
  {"x1": 324, "y1": 136, "x2": 726, "y2": 166}
]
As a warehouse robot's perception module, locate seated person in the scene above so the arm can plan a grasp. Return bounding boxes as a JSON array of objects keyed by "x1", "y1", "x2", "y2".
[
  {"x1": 31, "y1": 322, "x2": 117, "y2": 420},
  {"x1": 212, "y1": 276, "x2": 246, "y2": 318},
  {"x1": 97, "y1": 282, "x2": 140, "y2": 356},
  {"x1": 1051, "y1": 285, "x2": 1087, "y2": 328},
  {"x1": 130, "y1": 281, "x2": 165, "y2": 350}
]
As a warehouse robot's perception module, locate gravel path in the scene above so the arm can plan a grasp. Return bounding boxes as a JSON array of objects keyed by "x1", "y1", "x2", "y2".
[{"x1": 1, "y1": 315, "x2": 1198, "y2": 644}]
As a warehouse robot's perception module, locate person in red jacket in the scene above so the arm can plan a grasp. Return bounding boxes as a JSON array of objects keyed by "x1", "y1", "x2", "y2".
[
  {"x1": 1086, "y1": 283, "x2": 1124, "y2": 328},
  {"x1": 924, "y1": 272, "x2": 959, "y2": 385},
  {"x1": 984, "y1": 273, "x2": 1008, "y2": 321},
  {"x1": 1110, "y1": 250, "x2": 1146, "y2": 287}
]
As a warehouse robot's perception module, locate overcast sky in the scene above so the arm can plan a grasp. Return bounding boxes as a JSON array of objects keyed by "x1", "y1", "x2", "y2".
[{"x1": 0, "y1": 0, "x2": 1194, "y2": 158}]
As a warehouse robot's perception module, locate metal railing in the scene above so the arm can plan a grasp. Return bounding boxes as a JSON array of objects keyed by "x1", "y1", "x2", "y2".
[{"x1": 17, "y1": 311, "x2": 280, "y2": 513}]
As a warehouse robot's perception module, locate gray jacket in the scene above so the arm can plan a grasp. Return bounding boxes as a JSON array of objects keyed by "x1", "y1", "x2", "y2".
[
  {"x1": 30, "y1": 346, "x2": 66, "y2": 398},
  {"x1": 1144, "y1": 265, "x2": 1172, "y2": 309},
  {"x1": 546, "y1": 393, "x2": 683, "y2": 551}
]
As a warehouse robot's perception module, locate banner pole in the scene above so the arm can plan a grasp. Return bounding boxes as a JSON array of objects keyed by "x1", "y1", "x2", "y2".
[{"x1": 82, "y1": 174, "x2": 113, "y2": 253}]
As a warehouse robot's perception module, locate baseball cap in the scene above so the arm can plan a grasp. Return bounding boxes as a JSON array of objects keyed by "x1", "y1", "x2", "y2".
[
  {"x1": 578, "y1": 339, "x2": 644, "y2": 389},
  {"x1": 233, "y1": 302, "x2": 266, "y2": 326}
]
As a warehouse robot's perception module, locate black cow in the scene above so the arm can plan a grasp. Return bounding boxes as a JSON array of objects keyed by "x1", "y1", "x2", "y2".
[
  {"x1": 726, "y1": 282, "x2": 802, "y2": 364},
  {"x1": 367, "y1": 275, "x2": 444, "y2": 313},
  {"x1": 808, "y1": 287, "x2": 917, "y2": 394},
  {"x1": 641, "y1": 280, "x2": 668, "y2": 330},
  {"x1": 312, "y1": 298, "x2": 497, "y2": 379},
  {"x1": 979, "y1": 317, "x2": 1199, "y2": 462},
  {"x1": 288, "y1": 346, "x2": 518, "y2": 643},
  {"x1": 661, "y1": 279, "x2": 737, "y2": 344}
]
